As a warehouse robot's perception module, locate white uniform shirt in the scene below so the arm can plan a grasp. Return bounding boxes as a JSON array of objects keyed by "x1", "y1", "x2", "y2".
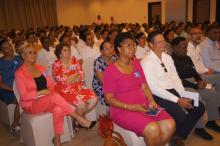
[
  {"x1": 187, "y1": 41, "x2": 208, "y2": 74},
  {"x1": 141, "y1": 51, "x2": 185, "y2": 103},
  {"x1": 135, "y1": 45, "x2": 150, "y2": 60},
  {"x1": 71, "y1": 45, "x2": 82, "y2": 60},
  {"x1": 80, "y1": 45, "x2": 101, "y2": 61},
  {"x1": 36, "y1": 47, "x2": 57, "y2": 78}
]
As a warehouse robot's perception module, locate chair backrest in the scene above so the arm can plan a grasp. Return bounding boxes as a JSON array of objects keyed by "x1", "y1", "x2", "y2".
[
  {"x1": 13, "y1": 81, "x2": 23, "y2": 113},
  {"x1": 82, "y1": 57, "x2": 95, "y2": 89}
]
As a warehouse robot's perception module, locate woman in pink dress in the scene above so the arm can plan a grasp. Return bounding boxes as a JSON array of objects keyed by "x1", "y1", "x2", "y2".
[
  {"x1": 52, "y1": 43, "x2": 97, "y2": 120},
  {"x1": 103, "y1": 32, "x2": 176, "y2": 146}
]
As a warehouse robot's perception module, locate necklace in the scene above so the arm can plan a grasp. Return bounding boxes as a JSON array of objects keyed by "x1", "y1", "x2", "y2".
[{"x1": 117, "y1": 60, "x2": 133, "y2": 74}]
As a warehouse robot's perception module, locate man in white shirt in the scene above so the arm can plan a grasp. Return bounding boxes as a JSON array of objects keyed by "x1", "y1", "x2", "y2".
[
  {"x1": 187, "y1": 26, "x2": 220, "y2": 108},
  {"x1": 141, "y1": 31, "x2": 205, "y2": 142},
  {"x1": 200, "y1": 25, "x2": 220, "y2": 72},
  {"x1": 79, "y1": 30, "x2": 101, "y2": 88},
  {"x1": 36, "y1": 37, "x2": 57, "y2": 79}
]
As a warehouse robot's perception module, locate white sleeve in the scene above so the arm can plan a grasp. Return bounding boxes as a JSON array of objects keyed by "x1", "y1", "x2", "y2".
[
  {"x1": 141, "y1": 61, "x2": 179, "y2": 103},
  {"x1": 200, "y1": 43, "x2": 212, "y2": 69},
  {"x1": 135, "y1": 48, "x2": 143, "y2": 59},
  {"x1": 36, "y1": 51, "x2": 45, "y2": 66}
]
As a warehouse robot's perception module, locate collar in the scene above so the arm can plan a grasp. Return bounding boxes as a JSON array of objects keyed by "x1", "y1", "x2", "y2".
[
  {"x1": 206, "y1": 37, "x2": 216, "y2": 46},
  {"x1": 150, "y1": 50, "x2": 165, "y2": 61},
  {"x1": 171, "y1": 53, "x2": 186, "y2": 60},
  {"x1": 188, "y1": 41, "x2": 197, "y2": 49},
  {"x1": 20, "y1": 64, "x2": 45, "y2": 79}
]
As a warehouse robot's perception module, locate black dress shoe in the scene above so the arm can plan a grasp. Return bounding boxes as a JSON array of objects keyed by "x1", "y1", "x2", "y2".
[
  {"x1": 169, "y1": 136, "x2": 185, "y2": 146},
  {"x1": 206, "y1": 121, "x2": 220, "y2": 133},
  {"x1": 194, "y1": 128, "x2": 213, "y2": 140}
]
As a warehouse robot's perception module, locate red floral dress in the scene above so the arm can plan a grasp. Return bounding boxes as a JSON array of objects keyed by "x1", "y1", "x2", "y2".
[{"x1": 52, "y1": 57, "x2": 97, "y2": 106}]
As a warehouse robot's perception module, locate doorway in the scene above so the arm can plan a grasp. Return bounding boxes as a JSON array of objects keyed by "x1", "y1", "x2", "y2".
[
  {"x1": 193, "y1": 0, "x2": 210, "y2": 23},
  {"x1": 148, "y1": 2, "x2": 161, "y2": 26},
  {"x1": 217, "y1": 0, "x2": 220, "y2": 24}
]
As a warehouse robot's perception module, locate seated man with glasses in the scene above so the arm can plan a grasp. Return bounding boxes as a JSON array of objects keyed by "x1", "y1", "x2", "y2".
[{"x1": 141, "y1": 31, "x2": 205, "y2": 145}]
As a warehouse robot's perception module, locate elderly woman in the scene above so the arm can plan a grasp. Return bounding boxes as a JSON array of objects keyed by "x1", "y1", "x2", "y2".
[
  {"x1": 15, "y1": 44, "x2": 96, "y2": 146},
  {"x1": 103, "y1": 32, "x2": 175, "y2": 146},
  {"x1": 92, "y1": 40, "x2": 117, "y2": 108},
  {"x1": 52, "y1": 43, "x2": 98, "y2": 126},
  {"x1": 0, "y1": 39, "x2": 22, "y2": 133}
]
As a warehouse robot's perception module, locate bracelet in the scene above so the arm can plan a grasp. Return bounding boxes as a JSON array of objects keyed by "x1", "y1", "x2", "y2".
[{"x1": 124, "y1": 104, "x2": 127, "y2": 110}]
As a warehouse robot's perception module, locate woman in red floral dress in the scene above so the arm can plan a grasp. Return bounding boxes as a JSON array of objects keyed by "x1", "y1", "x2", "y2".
[{"x1": 52, "y1": 43, "x2": 97, "y2": 117}]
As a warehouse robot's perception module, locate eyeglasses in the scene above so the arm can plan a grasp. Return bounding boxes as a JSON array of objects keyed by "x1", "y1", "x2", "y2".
[
  {"x1": 161, "y1": 63, "x2": 167, "y2": 72},
  {"x1": 121, "y1": 43, "x2": 137, "y2": 49}
]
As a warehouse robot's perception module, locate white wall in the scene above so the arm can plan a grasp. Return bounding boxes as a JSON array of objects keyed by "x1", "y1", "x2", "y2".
[
  {"x1": 58, "y1": 0, "x2": 217, "y2": 26},
  {"x1": 56, "y1": 0, "x2": 147, "y2": 26},
  {"x1": 166, "y1": 0, "x2": 186, "y2": 23}
]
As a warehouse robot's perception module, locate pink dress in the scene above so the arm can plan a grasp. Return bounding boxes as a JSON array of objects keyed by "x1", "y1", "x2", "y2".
[{"x1": 103, "y1": 60, "x2": 172, "y2": 136}]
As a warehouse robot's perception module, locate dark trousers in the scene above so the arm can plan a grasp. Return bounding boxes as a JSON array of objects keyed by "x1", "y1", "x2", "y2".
[{"x1": 153, "y1": 89, "x2": 205, "y2": 139}]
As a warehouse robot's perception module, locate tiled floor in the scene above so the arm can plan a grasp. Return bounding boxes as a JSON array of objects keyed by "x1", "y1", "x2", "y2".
[{"x1": 0, "y1": 121, "x2": 220, "y2": 146}]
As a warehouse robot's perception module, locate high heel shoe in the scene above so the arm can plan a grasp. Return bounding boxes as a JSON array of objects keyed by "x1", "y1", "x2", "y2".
[
  {"x1": 73, "y1": 120, "x2": 82, "y2": 133},
  {"x1": 52, "y1": 137, "x2": 55, "y2": 144},
  {"x1": 52, "y1": 137, "x2": 62, "y2": 146}
]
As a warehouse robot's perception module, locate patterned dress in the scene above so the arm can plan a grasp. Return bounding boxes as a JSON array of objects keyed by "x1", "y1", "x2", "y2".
[
  {"x1": 92, "y1": 56, "x2": 117, "y2": 105},
  {"x1": 52, "y1": 57, "x2": 97, "y2": 106}
]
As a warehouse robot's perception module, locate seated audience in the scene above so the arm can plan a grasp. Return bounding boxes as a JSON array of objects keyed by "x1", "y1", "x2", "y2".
[
  {"x1": 49, "y1": 30, "x2": 59, "y2": 47},
  {"x1": 100, "y1": 29, "x2": 109, "y2": 41},
  {"x1": 172, "y1": 37, "x2": 220, "y2": 140},
  {"x1": 52, "y1": 43, "x2": 97, "y2": 129},
  {"x1": 26, "y1": 32, "x2": 42, "y2": 53},
  {"x1": 14, "y1": 39, "x2": 25, "y2": 55},
  {"x1": 15, "y1": 44, "x2": 96, "y2": 146},
  {"x1": 141, "y1": 31, "x2": 205, "y2": 144},
  {"x1": 106, "y1": 29, "x2": 118, "y2": 47},
  {"x1": 164, "y1": 29, "x2": 175, "y2": 55},
  {"x1": 135, "y1": 32, "x2": 150, "y2": 60},
  {"x1": 0, "y1": 39, "x2": 22, "y2": 134},
  {"x1": 92, "y1": 40, "x2": 117, "y2": 108},
  {"x1": 103, "y1": 32, "x2": 175, "y2": 146},
  {"x1": 93, "y1": 26, "x2": 103, "y2": 47},
  {"x1": 187, "y1": 26, "x2": 220, "y2": 107}
]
